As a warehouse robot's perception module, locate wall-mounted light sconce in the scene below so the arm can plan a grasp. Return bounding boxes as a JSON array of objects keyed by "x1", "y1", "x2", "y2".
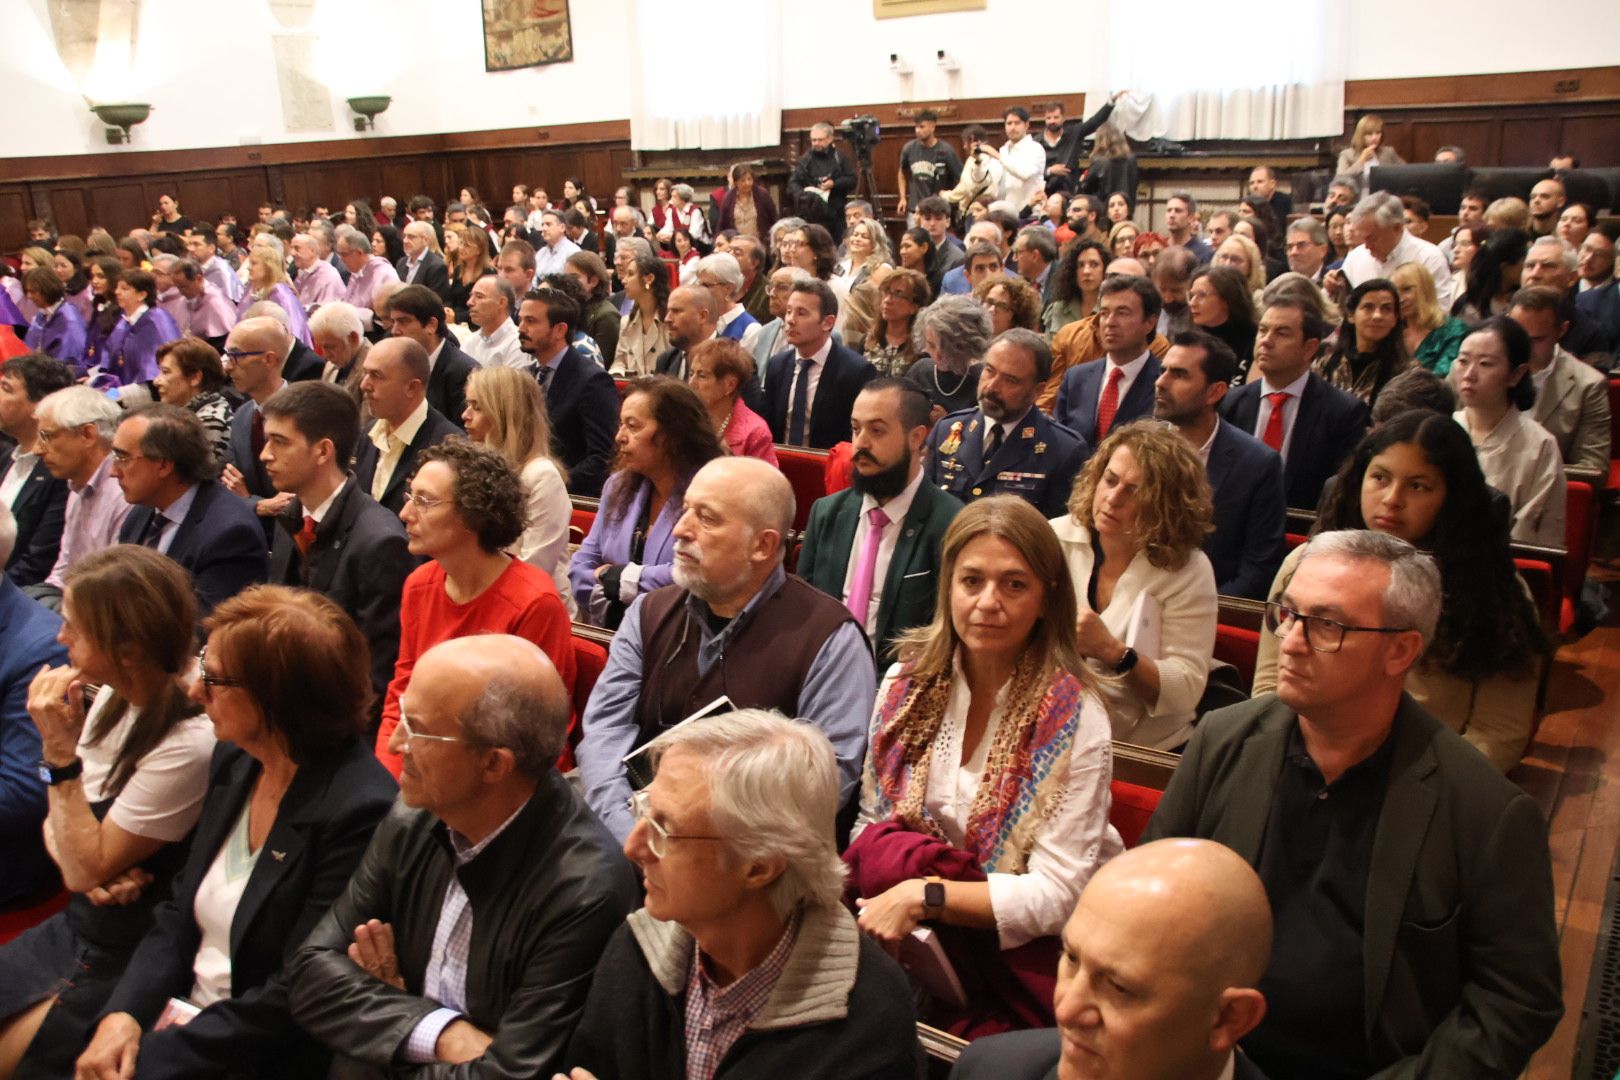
[
  {"x1": 90, "y1": 103, "x2": 152, "y2": 145},
  {"x1": 347, "y1": 95, "x2": 392, "y2": 132}
]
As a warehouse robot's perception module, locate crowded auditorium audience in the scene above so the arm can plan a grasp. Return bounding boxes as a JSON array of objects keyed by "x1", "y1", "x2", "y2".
[{"x1": 2, "y1": 97, "x2": 1610, "y2": 1080}]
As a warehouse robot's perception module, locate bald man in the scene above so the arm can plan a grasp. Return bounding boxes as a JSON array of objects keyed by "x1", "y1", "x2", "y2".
[
  {"x1": 654, "y1": 285, "x2": 718, "y2": 381},
  {"x1": 221, "y1": 317, "x2": 295, "y2": 532},
  {"x1": 289, "y1": 635, "x2": 639, "y2": 1077},
  {"x1": 952, "y1": 839, "x2": 1272, "y2": 1080},
  {"x1": 575, "y1": 457, "x2": 877, "y2": 842},
  {"x1": 396, "y1": 219, "x2": 450, "y2": 299}
]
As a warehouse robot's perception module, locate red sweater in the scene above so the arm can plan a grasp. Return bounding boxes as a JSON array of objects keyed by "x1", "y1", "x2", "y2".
[{"x1": 375, "y1": 558, "x2": 576, "y2": 777}]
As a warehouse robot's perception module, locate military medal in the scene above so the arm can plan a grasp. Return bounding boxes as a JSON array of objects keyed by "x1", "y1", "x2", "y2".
[
  {"x1": 940, "y1": 421, "x2": 964, "y2": 455},
  {"x1": 1033, "y1": 441, "x2": 1047, "y2": 454}
]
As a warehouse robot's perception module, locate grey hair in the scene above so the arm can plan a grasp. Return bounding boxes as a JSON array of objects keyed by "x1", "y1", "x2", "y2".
[
  {"x1": 617, "y1": 236, "x2": 652, "y2": 260},
  {"x1": 151, "y1": 253, "x2": 180, "y2": 272},
  {"x1": 1529, "y1": 235, "x2": 1579, "y2": 273},
  {"x1": 645, "y1": 708, "x2": 846, "y2": 918},
  {"x1": 308, "y1": 220, "x2": 336, "y2": 245},
  {"x1": 241, "y1": 301, "x2": 293, "y2": 337},
  {"x1": 914, "y1": 293, "x2": 993, "y2": 368},
  {"x1": 1329, "y1": 174, "x2": 1362, "y2": 198},
  {"x1": 37, "y1": 386, "x2": 120, "y2": 444},
  {"x1": 1435, "y1": 145, "x2": 1466, "y2": 164},
  {"x1": 252, "y1": 234, "x2": 286, "y2": 261},
  {"x1": 459, "y1": 663, "x2": 569, "y2": 778},
  {"x1": 671, "y1": 183, "x2": 696, "y2": 203},
  {"x1": 1299, "y1": 530, "x2": 1441, "y2": 645},
  {"x1": 1349, "y1": 192, "x2": 1405, "y2": 230},
  {"x1": 1286, "y1": 217, "x2": 1328, "y2": 244},
  {"x1": 0, "y1": 501, "x2": 14, "y2": 566},
  {"x1": 291, "y1": 232, "x2": 318, "y2": 253},
  {"x1": 699, "y1": 457, "x2": 794, "y2": 563},
  {"x1": 770, "y1": 216, "x2": 805, "y2": 246},
  {"x1": 810, "y1": 121, "x2": 835, "y2": 138},
  {"x1": 696, "y1": 252, "x2": 743, "y2": 298},
  {"x1": 1016, "y1": 226, "x2": 1058, "y2": 263},
  {"x1": 308, "y1": 301, "x2": 364, "y2": 340},
  {"x1": 334, "y1": 224, "x2": 370, "y2": 254},
  {"x1": 485, "y1": 274, "x2": 519, "y2": 313}
]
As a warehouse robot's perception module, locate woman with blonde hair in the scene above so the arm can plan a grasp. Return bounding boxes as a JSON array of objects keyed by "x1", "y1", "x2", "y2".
[
  {"x1": 1107, "y1": 220, "x2": 1140, "y2": 259},
  {"x1": 443, "y1": 221, "x2": 494, "y2": 326},
  {"x1": 1214, "y1": 233, "x2": 1267, "y2": 299},
  {"x1": 461, "y1": 365, "x2": 573, "y2": 608},
  {"x1": 1050, "y1": 420, "x2": 1217, "y2": 750},
  {"x1": 849, "y1": 495, "x2": 1121, "y2": 1033},
  {"x1": 1390, "y1": 262, "x2": 1470, "y2": 376},
  {"x1": 238, "y1": 244, "x2": 311, "y2": 345},
  {"x1": 1336, "y1": 113, "x2": 1404, "y2": 176}
]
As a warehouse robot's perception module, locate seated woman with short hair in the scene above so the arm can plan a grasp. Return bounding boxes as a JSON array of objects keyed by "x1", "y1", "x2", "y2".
[
  {"x1": 153, "y1": 337, "x2": 233, "y2": 463},
  {"x1": 848, "y1": 495, "x2": 1121, "y2": 1035},
  {"x1": 1050, "y1": 420, "x2": 1218, "y2": 751},
  {"x1": 1253, "y1": 410, "x2": 1549, "y2": 771},
  {"x1": 0, "y1": 547, "x2": 215, "y2": 1078},
  {"x1": 73, "y1": 587, "x2": 397, "y2": 1079},
  {"x1": 686, "y1": 338, "x2": 778, "y2": 467}
]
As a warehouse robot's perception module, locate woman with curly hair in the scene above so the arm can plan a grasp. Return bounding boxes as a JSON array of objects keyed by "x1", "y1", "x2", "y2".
[
  {"x1": 848, "y1": 495, "x2": 1122, "y2": 1033},
  {"x1": 374, "y1": 438, "x2": 577, "y2": 776},
  {"x1": 1041, "y1": 236, "x2": 1110, "y2": 336},
  {"x1": 1050, "y1": 420, "x2": 1218, "y2": 749},
  {"x1": 973, "y1": 273, "x2": 1040, "y2": 335},
  {"x1": 910, "y1": 294, "x2": 992, "y2": 418},
  {"x1": 1252, "y1": 410, "x2": 1550, "y2": 771},
  {"x1": 570, "y1": 377, "x2": 723, "y2": 628}
]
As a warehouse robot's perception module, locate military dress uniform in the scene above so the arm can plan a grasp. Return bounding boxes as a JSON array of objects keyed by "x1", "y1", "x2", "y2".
[{"x1": 924, "y1": 406, "x2": 1090, "y2": 520}]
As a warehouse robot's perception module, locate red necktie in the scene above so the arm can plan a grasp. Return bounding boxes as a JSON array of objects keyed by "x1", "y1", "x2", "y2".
[
  {"x1": 1095, "y1": 366, "x2": 1125, "y2": 443},
  {"x1": 1261, "y1": 392, "x2": 1290, "y2": 453},
  {"x1": 295, "y1": 514, "x2": 317, "y2": 556}
]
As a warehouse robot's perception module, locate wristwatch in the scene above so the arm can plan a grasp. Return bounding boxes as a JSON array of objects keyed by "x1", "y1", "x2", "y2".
[
  {"x1": 922, "y1": 876, "x2": 946, "y2": 921},
  {"x1": 1112, "y1": 646, "x2": 1140, "y2": 675},
  {"x1": 40, "y1": 757, "x2": 83, "y2": 786}
]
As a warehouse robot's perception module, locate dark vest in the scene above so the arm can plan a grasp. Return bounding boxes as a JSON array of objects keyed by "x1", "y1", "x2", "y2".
[{"x1": 634, "y1": 575, "x2": 857, "y2": 744}]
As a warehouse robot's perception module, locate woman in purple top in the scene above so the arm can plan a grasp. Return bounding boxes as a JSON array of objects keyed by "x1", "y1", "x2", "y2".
[
  {"x1": 568, "y1": 376, "x2": 724, "y2": 628},
  {"x1": 99, "y1": 269, "x2": 180, "y2": 387},
  {"x1": 82, "y1": 257, "x2": 124, "y2": 372},
  {"x1": 238, "y1": 245, "x2": 312, "y2": 345},
  {"x1": 53, "y1": 251, "x2": 95, "y2": 324},
  {"x1": 21, "y1": 266, "x2": 89, "y2": 371}
]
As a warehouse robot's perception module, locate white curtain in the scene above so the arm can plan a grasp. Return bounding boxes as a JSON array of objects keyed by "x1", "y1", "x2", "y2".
[
  {"x1": 629, "y1": 0, "x2": 780, "y2": 150},
  {"x1": 1093, "y1": 0, "x2": 1346, "y2": 141}
]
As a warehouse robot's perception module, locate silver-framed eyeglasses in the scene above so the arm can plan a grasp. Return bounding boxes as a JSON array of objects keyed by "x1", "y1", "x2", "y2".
[
  {"x1": 403, "y1": 491, "x2": 450, "y2": 512},
  {"x1": 396, "y1": 706, "x2": 461, "y2": 749},
  {"x1": 1264, "y1": 601, "x2": 1410, "y2": 654},
  {"x1": 627, "y1": 789, "x2": 723, "y2": 858}
]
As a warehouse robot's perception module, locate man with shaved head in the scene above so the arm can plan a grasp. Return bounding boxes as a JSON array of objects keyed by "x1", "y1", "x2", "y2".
[
  {"x1": 952, "y1": 838, "x2": 1272, "y2": 1079},
  {"x1": 576, "y1": 457, "x2": 877, "y2": 842},
  {"x1": 654, "y1": 284, "x2": 718, "y2": 381},
  {"x1": 290, "y1": 635, "x2": 638, "y2": 1077},
  {"x1": 220, "y1": 316, "x2": 295, "y2": 530}
]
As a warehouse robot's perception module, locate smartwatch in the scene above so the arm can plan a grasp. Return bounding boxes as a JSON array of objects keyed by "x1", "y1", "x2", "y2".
[
  {"x1": 1112, "y1": 646, "x2": 1139, "y2": 676},
  {"x1": 922, "y1": 876, "x2": 946, "y2": 920},
  {"x1": 40, "y1": 757, "x2": 84, "y2": 786}
]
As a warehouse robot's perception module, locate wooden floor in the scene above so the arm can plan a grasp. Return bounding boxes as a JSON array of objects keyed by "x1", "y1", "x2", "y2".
[{"x1": 1519, "y1": 565, "x2": 1620, "y2": 1080}]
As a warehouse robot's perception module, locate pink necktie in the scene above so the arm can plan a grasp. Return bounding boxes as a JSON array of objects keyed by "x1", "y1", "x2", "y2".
[{"x1": 846, "y1": 506, "x2": 892, "y2": 624}]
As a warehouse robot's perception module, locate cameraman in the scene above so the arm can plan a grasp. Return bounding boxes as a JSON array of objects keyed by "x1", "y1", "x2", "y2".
[
  {"x1": 945, "y1": 124, "x2": 1004, "y2": 218},
  {"x1": 791, "y1": 122, "x2": 858, "y2": 242}
]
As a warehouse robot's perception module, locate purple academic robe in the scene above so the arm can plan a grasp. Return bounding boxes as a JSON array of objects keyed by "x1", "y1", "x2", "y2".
[
  {"x1": 99, "y1": 307, "x2": 181, "y2": 386},
  {"x1": 24, "y1": 303, "x2": 89, "y2": 371},
  {"x1": 237, "y1": 282, "x2": 312, "y2": 346},
  {"x1": 67, "y1": 285, "x2": 93, "y2": 324}
]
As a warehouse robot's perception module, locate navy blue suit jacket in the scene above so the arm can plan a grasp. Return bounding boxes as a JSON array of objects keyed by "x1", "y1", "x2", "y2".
[
  {"x1": 1576, "y1": 279, "x2": 1620, "y2": 361},
  {"x1": 0, "y1": 446, "x2": 67, "y2": 587},
  {"x1": 396, "y1": 250, "x2": 451, "y2": 301},
  {"x1": 225, "y1": 402, "x2": 279, "y2": 540},
  {"x1": 764, "y1": 340, "x2": 877, "y2": 450},
  {"x1": 924, "y1": 406, "x2": 1090, "y2": 519},
  {"x1": 1053, "y1": 354, "x2": 1162, "y2": 446},
  {"x1": 351, "y1": 404, "x2": 463, "y2": 514},
  {"x1": 426, "y1": 338, "x2": 476, "y2": 427},
  {"x1": 1205, "y1": 420, "x2": 1287, "y2": 599},
  {"x1": 119, "y1": 480, "x2": 269, "y2": 615},
  {"x1": 950, "y1": 1028, "x2": 1271, "y2": 1080},
  {"x1": 0, "y1": 577, "x2": 66, "y2": 906},
  {"x1": 544, "y1": 345, "x2": 620, "y2": 497},
  {"x1": 1221, "y1": 373, "x2": 1370, "y2": 510},
  {"x1": 284, "y1": 341, "x2": 325, "y2": 384}
]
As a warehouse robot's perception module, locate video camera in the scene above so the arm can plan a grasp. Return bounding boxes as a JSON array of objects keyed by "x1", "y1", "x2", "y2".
[{"x1": 838, "y1": 115, "x2": 881, "y2": 164}]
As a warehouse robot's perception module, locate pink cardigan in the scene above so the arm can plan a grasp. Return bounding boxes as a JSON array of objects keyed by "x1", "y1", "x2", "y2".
[{"x1": 724, "y1": 398, "x2": 779, "y2": 466}]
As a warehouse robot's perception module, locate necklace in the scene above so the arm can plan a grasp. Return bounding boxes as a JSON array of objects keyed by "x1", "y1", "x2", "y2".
[
  {"x1": 932, "y1": 363, "x2": 969, "y2": 397},
  {"x1": 718, "y1": 408, "x2": 733, "y2": 437}
]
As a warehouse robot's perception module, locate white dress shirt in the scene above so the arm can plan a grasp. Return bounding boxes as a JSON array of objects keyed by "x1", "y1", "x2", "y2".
[
  {"x1": 1342, "y1": 231, "x2": 1454, "y2": 306},
  {"x1": 462, "y1": 318, "x2": 529, "y2": 370},
  {"x1": 839, "y1": 469, "x2": 923, "y2": 635},
  {"x1": 0, "y1": 449, "x2": 38, "y2": 509},
  {"x1": 1251, "y1": 368, "x2": 1311, "y2": 462},
  {"x1": 1094, "y1": 349, "x2": 1153, "y2": 422},
  {"x1": 997, "y1": 134, "x2": 1047, "y2": 210}
]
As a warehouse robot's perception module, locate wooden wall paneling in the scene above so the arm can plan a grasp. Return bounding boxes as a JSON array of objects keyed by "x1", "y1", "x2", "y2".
[
  {"x1": 379, "y1": 160, "x2": 433, "y2": 207},
  {"x1": 228, "y1": 173, "x2": 272, "y2": 220},
  {"x1": 175, "y1": 173, "x2": 248, "y2": 228},
  {"x1": 0, "y1": 189, "x2": 30, "y2": 253},
  {"x1": 39, "y1": 186, "x2": 90, "y2": 241},
  {"x1": 1560, "y1": 115, "x2": 1620, "y2": 167},
  {"x1": 1501, "y1": 117, "x2": 1562, "y2": 170},
  {"x1": 89, "y1": 184, "x2": 149, "y2": 239},
  {"x1": 1405, "y1": 118, "x2": 1495, "y2": 168},
  {"x1": 278, "y1": 171, "x2": 311, "y2": 219}
]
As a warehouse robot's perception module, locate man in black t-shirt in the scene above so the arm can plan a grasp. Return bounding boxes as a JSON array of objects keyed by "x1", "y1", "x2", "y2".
[{"x1": 896, "y1": 110, "x2": 962, "y2": 221}]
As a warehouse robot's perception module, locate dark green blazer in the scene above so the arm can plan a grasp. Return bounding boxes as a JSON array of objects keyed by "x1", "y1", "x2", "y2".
[
  {"x1": 1141, "y1": 693, "x2": 1562, "y2": 1080},
  {"x1": 795, "y1": 480, "x2": 962, "y2": 666}
]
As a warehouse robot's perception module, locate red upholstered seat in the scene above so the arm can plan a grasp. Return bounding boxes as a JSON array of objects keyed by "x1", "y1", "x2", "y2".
[
  {"x1": 0, "y1": 889, "x2": 69, "y2": 946},
  {"x1": 613, "y1": 377, "x2": 629, "y2": 399},
  {"x1": 775, "y1": 446, "x2": 829, "y2": 534},
  {"x1": 562, "y1": 633, "x2": 610, "y2": 772},
  {"x1": 1108, "y1": 781, "x2": 1163, "y2": 848},
  {"x1": 1514, "y1": 558, "x2": 1559, "y2": 635},
  {"x1": 1284, "y1": 532, "x2": 1309, "y2": 550},
  {"x1": 1214, "y1": 624, "x2": 1261, "y2": 693},
  {"x1": 1561, "y1": 480, "x2": 1597, "y2": 636},
  {"x1": 823, "y1": 442, "x2": 853, "y2": 495},
  {"x1": 568, "y1": 506, "x2": 595, "y2": 546},
  {"x1": 1607, "y1": 377, "x2": 1620, "y2": 466}
]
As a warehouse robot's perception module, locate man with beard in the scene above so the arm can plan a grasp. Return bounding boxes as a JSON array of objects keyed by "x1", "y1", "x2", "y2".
[
  {"x1": 926, "y1": 329, "x2": 1088, "y2": 518},
  {"x1": 1154, "y1": 246, "x2": 1199, "y2": 338},
  {"x1": 796, "y1": 378, "x2": 962, "y2": 664},
  {"x1": 575, "y1": 456, "x2": 876, "y2": 843},
  {"x1": 517, "y1": 286, "x2": 617, "y2": 496},
  {"x1": 1038, "y1": 96, "x2": 1122, "y2": 197}
]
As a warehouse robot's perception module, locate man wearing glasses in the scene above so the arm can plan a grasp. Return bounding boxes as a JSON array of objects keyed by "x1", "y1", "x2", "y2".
[
  {"x1": 290, "y1": 635, "x2": 637, "y2": 1077},
  {"x1": 1141, "y1": 530, "x2": 1562, "y2": 1079}
]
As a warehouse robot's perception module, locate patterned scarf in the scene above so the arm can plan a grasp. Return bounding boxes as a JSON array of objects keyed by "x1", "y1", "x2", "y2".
[{"x1": 863, "y1": 655, "x2": 1085, "y2": 874}]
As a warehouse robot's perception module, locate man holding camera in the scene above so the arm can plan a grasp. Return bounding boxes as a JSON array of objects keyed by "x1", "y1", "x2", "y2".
[{"x1": 792, "y1": 122, "x2": 859, "y2": 242}]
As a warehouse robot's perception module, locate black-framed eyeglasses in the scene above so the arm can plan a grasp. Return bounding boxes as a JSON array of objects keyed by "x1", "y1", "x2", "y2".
[
  {"x1": 222, "y1": 348, "x2": 270, "y2": 365},
  {"x1": 196, "y1": 646, "x2": 247, "y2": 696},
  {"x1": 1264, "y1": 601, "x2": 1410, "y2": 654}
]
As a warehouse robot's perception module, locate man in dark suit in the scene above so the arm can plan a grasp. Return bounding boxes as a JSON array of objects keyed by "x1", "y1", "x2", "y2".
[
  {"x1": 764, "y1": 278, "x2": 877, "y2": 449},
  {"x1": 797, "y1": 378, "x2": 961, "y2": 664},
  {"x1": 113, "y1": 405, "x2": 268, "y2": 615},
  {"x1": 0, "y1": 353, "x2": 74, "y2": 585},
  {"x1": 1248, "y1": 165, "x2": 1294, "y2": 219},
  {"x1": 1054, "y1": 275, "x2": 1163, "y2": 445},
  {"x1": 384, "y1": 284, "x2": 475, "y2": 424},
  {"x1": 951, "y1": 839, "x2": 1273, "y2": 1080},
  {"x1": 262, "y1": 381, "x2": 414, "y2": 721},
  {"x1": 237, "y1": 299, "x2": 323, "y2": 383},
  {"x1": 518, "y1": 287, "x2": 617, "y2": 496},
  {"x1": 1155, "y1": 330, "x2": 1286, "y2": 599},
  {"x1": 352, "y1": 338, "x2": 461, "y2": 515},
  {"x1": 1222, "y1": 297, "x2": 1370, "y2": 510},
  {"x1": 654, "y1": 285, "x2": 718, "y2": 382},
  {"x1": 926, "y1": 329, "x2": 1088, "y2": 519},
  {"x1": 1574, "y1": 228, "x2": 1618, "y2": 362},
  {"x1": 1141, "y1": 532, "x2": 1563, "y2": 1078},
  {"x1": 395, "y1": 220, "x2": 450, "y2": 300},
  {"x1": 220, "y1": 317, "x2": 293, "y2": 540}
]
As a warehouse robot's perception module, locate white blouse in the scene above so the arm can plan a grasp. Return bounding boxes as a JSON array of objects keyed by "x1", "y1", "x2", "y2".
[
  {"x1": 1049, "y1": 516, "x2": 1218, "y2": 750},
  {"x1": 1455, "y1": 407, "x2": 1567, "y2": 549},
  {"x1": 190, "y1": 802, "x2": 260, "y2": 1007},
  {"x1": 854, "y1": 662, "x2": 1123, "y2": 949},
  {"x1": 78, "y1": 685, "x2": 217, "y2": 842},
  {"x1": 515, "y1": 456, "x2": 575, "y2": 617}
]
